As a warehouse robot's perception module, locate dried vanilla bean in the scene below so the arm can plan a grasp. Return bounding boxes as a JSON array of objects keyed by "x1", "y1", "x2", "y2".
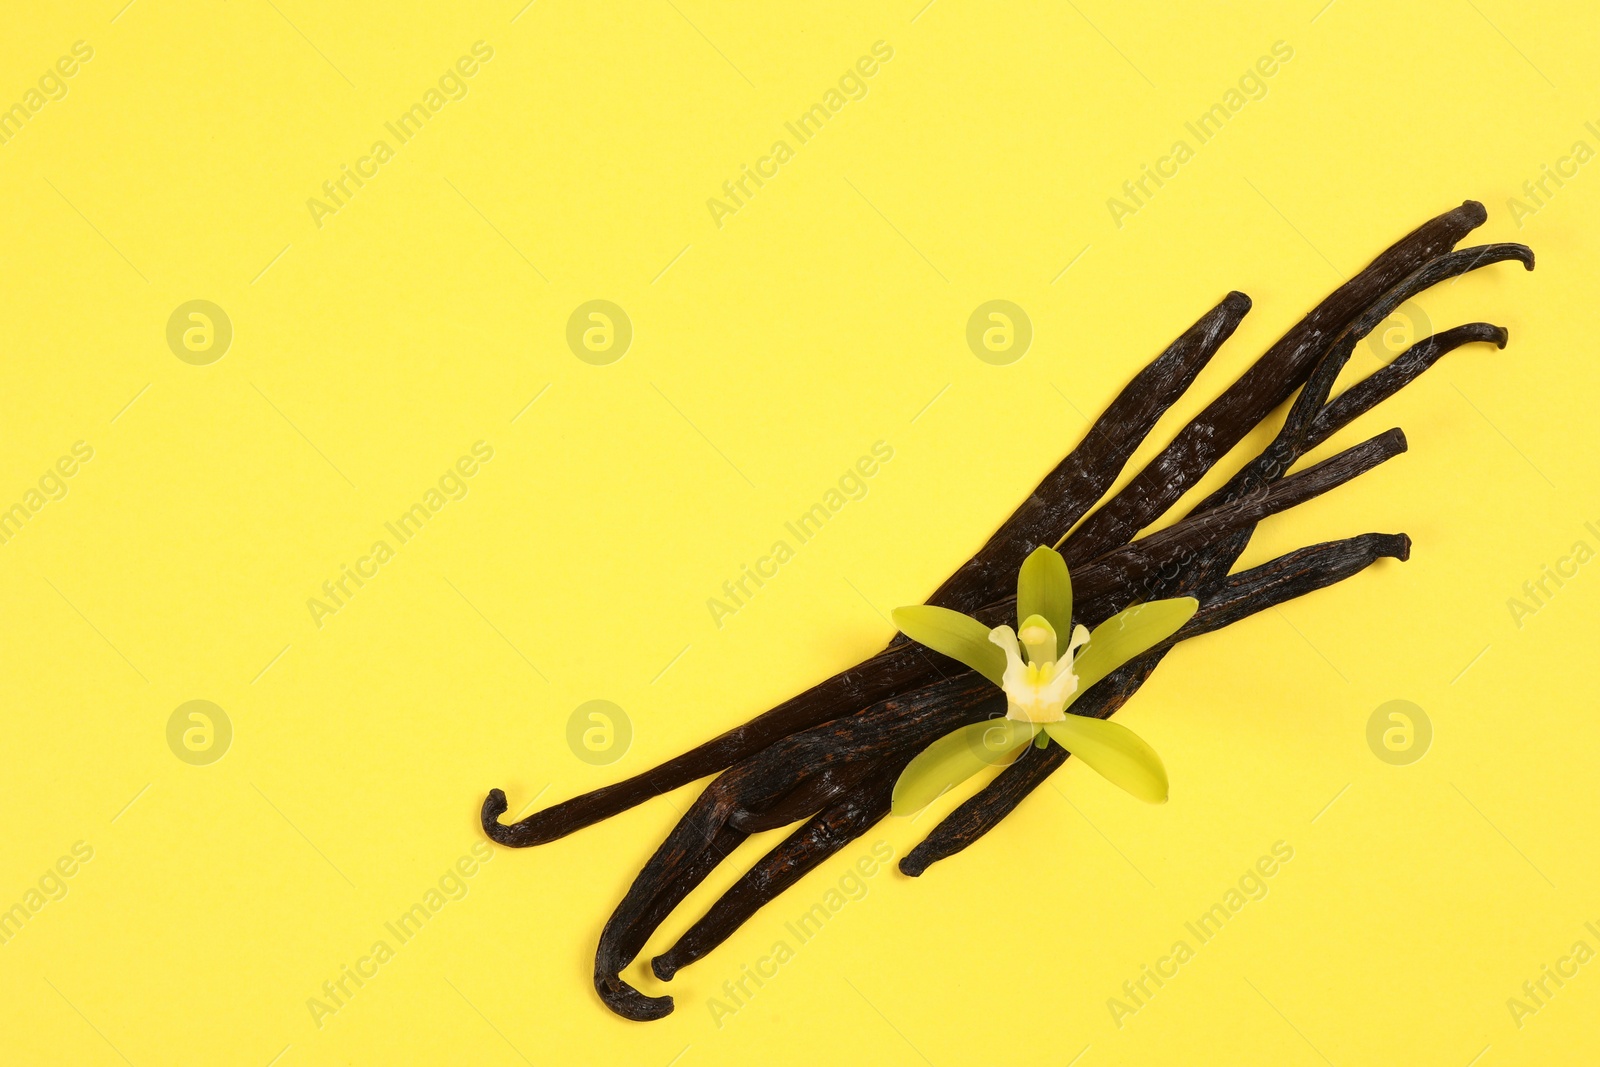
[
  {"x1": 482, "y1": 294, "x2": 1248, "y2": 846},
  {"x1": 924, "y1": 290, "x2": 1251, "y2": 613}
]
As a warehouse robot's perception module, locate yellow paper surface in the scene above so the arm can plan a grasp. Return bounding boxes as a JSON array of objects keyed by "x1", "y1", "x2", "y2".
[{"x1": 2, "y1": 2, "x2": 1596, "y2": 1064}]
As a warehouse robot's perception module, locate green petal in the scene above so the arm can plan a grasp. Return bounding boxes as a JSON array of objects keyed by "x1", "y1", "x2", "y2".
[
  {"x1": 1043, "y1": 716, "x2": 1169, "y2": 803},
  {"x1": 892, "y1": 605, "x2": 1007, "y2": 685},
  {"x1": 1069, "y1": 597, "x2": 1199, "y2": 697},
  {"x1": 1017, "y1": 546, "x2": 1073, "y2": 655},
  {"x1": 892, "y1": 719, "x2": 1035, "y2": 815}
]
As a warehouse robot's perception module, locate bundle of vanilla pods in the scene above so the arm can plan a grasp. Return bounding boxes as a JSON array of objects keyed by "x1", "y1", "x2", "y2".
[{"x1": 480, "y1": 201, "x2": 1531, "y2": 1020}]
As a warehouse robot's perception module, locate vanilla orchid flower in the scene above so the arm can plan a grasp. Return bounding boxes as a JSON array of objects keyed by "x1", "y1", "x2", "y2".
[{"x1": 889, "y1": 545, "x2": 1197, "y2": 815}]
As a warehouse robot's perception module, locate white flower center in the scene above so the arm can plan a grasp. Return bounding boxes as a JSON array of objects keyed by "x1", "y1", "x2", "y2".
[{"x1": 990, "y1": 615, "x2": 1091, "y2": 723}]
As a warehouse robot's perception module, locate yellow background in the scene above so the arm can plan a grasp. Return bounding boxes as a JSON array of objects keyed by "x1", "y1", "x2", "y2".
[{"x1": 2, "y1": 1, "x2": 1595, "y2": 1064}]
